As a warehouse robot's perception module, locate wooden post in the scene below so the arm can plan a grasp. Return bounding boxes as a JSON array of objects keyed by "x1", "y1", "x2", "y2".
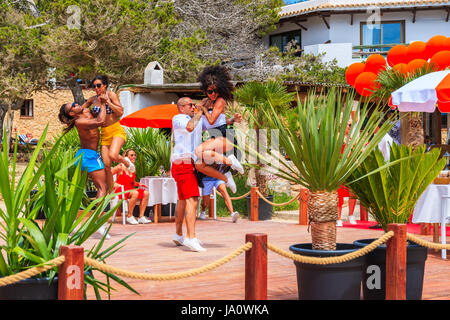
[
  {"x1": 386, "y1": 224, "x2": 407, "y2": 300},
  {"x1": 298, "y1": 188, "x2": 308, "y2": 225},
  {"x1": 420, "y1": 223, "x2": 432, "y2": 235},
  {"x1": 154, "y1": 204, "x2": 160, "y2": 224},
  {"x1": 58, "y1": 245, "x2": 84, "y2": 300},
  {"x1": 208, "y1": 195, "x2": 215, "y2": 218},
  {"x1": 245, "y1": 233, "x2": 267, "y2": 300},
  {"x1": 250, "y1": 187, "x2": 259, "y2": 221},
  {"x1": 360, "y1": 205, "x2": 368, "y2": 221}
]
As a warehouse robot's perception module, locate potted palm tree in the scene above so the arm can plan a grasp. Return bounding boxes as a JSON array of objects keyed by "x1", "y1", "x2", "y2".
[
  {"x1": 348, "y1": 144, "x2": 445, "y2": 300},
  {"x1": 0, "y1": 128, "x2": 137, "y2": 300},
  {"x1": 246, "y1": 85, "x2": 395, "y2": 299},
  {"x1": 234, "y1": 80, "x2": 295, "y2": 220}
]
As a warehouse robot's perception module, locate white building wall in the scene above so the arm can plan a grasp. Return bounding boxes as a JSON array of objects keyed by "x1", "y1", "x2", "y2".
[
  {"x1": 268, "y1": 9, "x2": 450, "y2": 67},
  {"x1": 119, "y1": 91, "x2": 179, "y2": 117}
]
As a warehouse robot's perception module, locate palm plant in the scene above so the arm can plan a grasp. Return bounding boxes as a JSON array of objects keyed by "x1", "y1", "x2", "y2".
[
  {"x1": 124, "y1": 128, "x2": 171, "y2": 179},
  {"x1": 347, "y1": 144, "x2": 445, "y2": 232},
  {"x1": 233, "y1": 80, "x2": 295, "y2": 196},
  {"x1": 373, "y1": 63, "x2": 438, "y2": 149},
  {"x1": 246, "y1": 87, "x2": 395, "y2": 250},
  {"x1": 0, "y1": 127, "x2": 138, "y2": 299}
]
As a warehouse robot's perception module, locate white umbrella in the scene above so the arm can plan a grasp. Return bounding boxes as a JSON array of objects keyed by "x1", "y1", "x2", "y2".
[{"x1": 390, "y1": 70, "x2": 450, "y2": 113}]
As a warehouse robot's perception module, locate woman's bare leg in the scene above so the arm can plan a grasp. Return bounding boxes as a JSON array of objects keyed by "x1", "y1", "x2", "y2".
[
  {"x1": 109, "y1": 136, "x2": 128, "y2": 167},
  {"x1": 195, "y1": 137, "x2": 234, "y2": 166},
  {"x1": 195, "y1": 162, "x2": 227, "y2": 182},
  {"x1": 139, "y1": 190, "x2": 149, "y2": 218},
  {"x1": 217, "y1": 184, "x2": 233, "y2": 214},
  {"x1": 127, "y1": 190, "x2": 139, "y2": 218},
  {"x1": 100, "y1": 145, "x2": 114, "y2": 192}
]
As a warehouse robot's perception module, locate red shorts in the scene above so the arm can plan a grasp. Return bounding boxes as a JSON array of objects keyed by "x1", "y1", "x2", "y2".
[
  {"x1": 171, "y1": 160, "x2": 200, "y2": 200},
  {"x1": 338, "y1": 185, "x2": 355, "y2": 207}
]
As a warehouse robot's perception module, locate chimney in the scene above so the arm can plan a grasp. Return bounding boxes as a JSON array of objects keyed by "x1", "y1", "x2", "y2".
[{"x1": 144, "y1": 61, "x2": 163, "y2": 85}]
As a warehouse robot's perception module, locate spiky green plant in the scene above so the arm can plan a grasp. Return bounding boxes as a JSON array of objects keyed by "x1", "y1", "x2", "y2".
[
  {"x1": 347, "y1": 144, "x2": 445, "y2": 231},
  {"x1": 244, "y1": 87, "x2": 396, "y2": 250},
  {"x1": 123, "y1": 128, "x2": 171, "y2": 179},
  {"x1": 373, "y1": 63, "x2": 438, "y2": 100},
  {"x1": 233, "y1": 80, "x2": 295, "y2": 196},
  {"x1": 0, "y1": 126, "x2": 138, "y2": 299}
]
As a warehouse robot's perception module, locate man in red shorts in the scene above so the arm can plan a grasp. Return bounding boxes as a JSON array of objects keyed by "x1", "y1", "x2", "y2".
[{"x1": 171, "y1": 97, "x2": 206, "y2": 252}]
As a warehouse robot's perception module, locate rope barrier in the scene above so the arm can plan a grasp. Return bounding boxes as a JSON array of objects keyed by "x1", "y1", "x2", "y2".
[
  {"x1": 406, "y1": 233, "x2": 450, "y2": 250},
  {"x1": 256, "y1": 190, "x2": 300, "y2": 207},
  {"x1": 0, "y1": 256, "x2": 66, "y2": 288},
  {"x1": 267, "y1": 231, "x2": 394, "y2": 265},
  {"x1": 5, "y1": 230, "x2": 447, "y2": 288},
  {"x1": 84, "y1": 242, "x2": 253, "y2": 281},
  {"x1": 216, "y1": 190, "x2": 251, "y2": 201}
]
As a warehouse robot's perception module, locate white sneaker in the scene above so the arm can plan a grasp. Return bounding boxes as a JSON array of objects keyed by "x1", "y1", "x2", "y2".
[
  {"x1": 227, "y1": 154, "x2": 244, "y2": 174},
  {"x1": 173, "y1": 233, "x2": 184, "y2": 246},
  {"x1": 231, "y1": 211, "x2": 239, "y2": 223},
  {"x1": 97, "y1": 224, "x2": 111, "y2": 240},
  {"x1": 225, "y1": 171, "x2": 237, "y2": 193},
  {"x1": 138, "y1": 216, "x2": 151, "y2": 224},
  {"x1": 199, "y1": 211, "x2": 207, "y2": 220},
  {"x1": 336, "y1": 219, "x2": 343, "y2": 227},
  {"x1": 124, "y1": 157, "x2": 135, "y2": 173},
  {"x1": 183, "y1": 237, "x2": 206, "y2": 252},
  {"x1": 126, "y1": 216, "x2": 139, "y2": 225},
  {"x1": 348, "y1": 215, "x2": 357, "y2": 225}
]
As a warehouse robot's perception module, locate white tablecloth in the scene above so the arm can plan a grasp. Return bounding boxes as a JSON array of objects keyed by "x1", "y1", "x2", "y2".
[
  {"x1": 140, "y1": 177, "x2": 178, "y2": 207},
  {"x1": 413, "y1": 184, "x2": 450, "y2": 223}
]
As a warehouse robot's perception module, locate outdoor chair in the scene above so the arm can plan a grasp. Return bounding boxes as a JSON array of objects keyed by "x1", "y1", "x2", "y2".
[{"x1": 110, "y1": 175, "x2": 141, "y2": 225}]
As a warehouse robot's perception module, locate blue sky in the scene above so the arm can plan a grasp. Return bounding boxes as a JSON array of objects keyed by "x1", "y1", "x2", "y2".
[{"x1": 284, "y1": 0, "x2": 306, "y2": 4}]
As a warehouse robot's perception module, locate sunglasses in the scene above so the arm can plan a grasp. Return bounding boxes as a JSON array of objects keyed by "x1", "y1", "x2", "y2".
[
  {"x1": 93, "y1": 83, "x2": 103, "y2": 88},
  {"x1": 206, "y1": 89, "x2": 218, "y2": 95},
  {"x1": 67, "y1": 102, "x2": 76, "y2": 112},
  {"x1": 182, "y1": 103, "x2": 195, "y2": 108}
]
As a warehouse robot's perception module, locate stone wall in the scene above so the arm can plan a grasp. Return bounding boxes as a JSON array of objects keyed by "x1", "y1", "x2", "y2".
[{"x1": 10, "y1": 89, "x2": 96, "y2": 141}]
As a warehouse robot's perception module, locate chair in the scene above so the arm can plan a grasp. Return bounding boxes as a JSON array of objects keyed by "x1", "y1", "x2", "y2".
[{"x1": 111, "y1": 184, "x2": 127, "y2": 225}]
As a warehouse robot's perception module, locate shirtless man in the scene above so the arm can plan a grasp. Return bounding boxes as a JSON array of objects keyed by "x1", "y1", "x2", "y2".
[
  {"x1": 58, "y1": 101, "x2": 110, "y2": 238},
  {"x1": 58, "y1": 102, "x2": 107, "y2": 198}
]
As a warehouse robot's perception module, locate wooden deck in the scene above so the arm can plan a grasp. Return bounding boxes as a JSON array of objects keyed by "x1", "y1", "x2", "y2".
[{"x1": 84, "y1": 218, "x2": 450, "y2": 300}]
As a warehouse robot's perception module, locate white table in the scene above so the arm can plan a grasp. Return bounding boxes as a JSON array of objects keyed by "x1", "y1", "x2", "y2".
[
  {"x1": 413, "y1": 184, "x2": 450, "y2": 259},
  {"x1": 140, "y1": 177, "x2": 178, "y2": 223}
]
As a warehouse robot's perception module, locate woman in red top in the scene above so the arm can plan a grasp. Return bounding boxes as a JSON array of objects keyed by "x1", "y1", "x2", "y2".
[{"x1": 112, "y1": 149, "x2": 150, "y2": 225}]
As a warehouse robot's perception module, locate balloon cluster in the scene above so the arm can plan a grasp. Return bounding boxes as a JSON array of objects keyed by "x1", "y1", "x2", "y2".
[{"x1": 345, "y1": 35, "x2": 450, "y2": 96}]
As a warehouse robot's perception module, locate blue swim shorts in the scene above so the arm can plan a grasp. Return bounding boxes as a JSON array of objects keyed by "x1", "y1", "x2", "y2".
[
  {"x1": 75, "y1": 149, "x2": 104, "y2": 173},
  {"x1": 202, "y1": 177, "x2": 225, "y2": 196}
]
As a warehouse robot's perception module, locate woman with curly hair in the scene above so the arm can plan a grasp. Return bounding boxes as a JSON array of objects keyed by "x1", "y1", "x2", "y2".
[{"x1": 194, "y1": 66, "x2": 244, "y2": 194}]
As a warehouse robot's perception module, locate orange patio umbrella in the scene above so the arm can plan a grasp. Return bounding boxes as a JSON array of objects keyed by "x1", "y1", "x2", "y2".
[{"x1": 120, "y1": 104, "x2": 179, "y2": 128}]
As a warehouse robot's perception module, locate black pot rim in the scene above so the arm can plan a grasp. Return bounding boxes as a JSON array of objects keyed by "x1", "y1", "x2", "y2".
[
  {"x1": 289, "y1": 243, "x2": 360, "y2": 255},
  {"x1": 353, "y1": 238, "x2": 425, "y2": 248}
]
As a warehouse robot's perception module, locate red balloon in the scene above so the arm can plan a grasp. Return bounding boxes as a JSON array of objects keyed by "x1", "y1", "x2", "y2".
[
  {"x1": 345, "y1": 62, "x2": 365, "y2": 86},
  {"x1": 364, "y1": 54, "x2": 387, "y2": 74},
  {"x1": 406, "y1": 59, "x2": 428, "y2": 75},
  {"x1": 406, "y1": 41, "x2": 428, "y2": 61},
  {"x1": 425, "y1": 35, "x2": 447, "y2": 60},
  {"x1": 387, "y1": 45, "x2": 408, "y2": 67},
  {"x1": 354, "y1": 72, "x2": 379, "y2": 97},
  {"x1": 444, "y1": 37, "x2": 450, "y2": 51},
  {"x1": 430, "y1": 50, "x2": 450, "y2": 71},
  {"x1": 392, "y1": 63, "x2": 408, "y2": 75}
]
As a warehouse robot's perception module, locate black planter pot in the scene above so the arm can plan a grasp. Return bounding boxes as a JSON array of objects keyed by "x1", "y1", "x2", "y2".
[
  {"x1": 353, "y1": 238, "x2": 428, "y2": 300},
  {"x1": 289, "y1": 243, "x2": 366, "y2": 300},
  {"x1": 245, "y1": 195, "x2": 273, "y2": 220},
  {"x1": 0, "y1": 277, "x2": 58, "y2": 300}
]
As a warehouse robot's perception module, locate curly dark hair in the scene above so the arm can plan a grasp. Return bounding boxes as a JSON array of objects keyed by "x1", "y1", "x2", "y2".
[{"x1": 197, "y1": 65, "x2": 234, "y2": 101}]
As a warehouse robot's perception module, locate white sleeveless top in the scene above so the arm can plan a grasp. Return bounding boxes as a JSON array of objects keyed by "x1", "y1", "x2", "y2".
[{"x1": 202, "y1": 110, "x2": 226, "y2": 131}]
